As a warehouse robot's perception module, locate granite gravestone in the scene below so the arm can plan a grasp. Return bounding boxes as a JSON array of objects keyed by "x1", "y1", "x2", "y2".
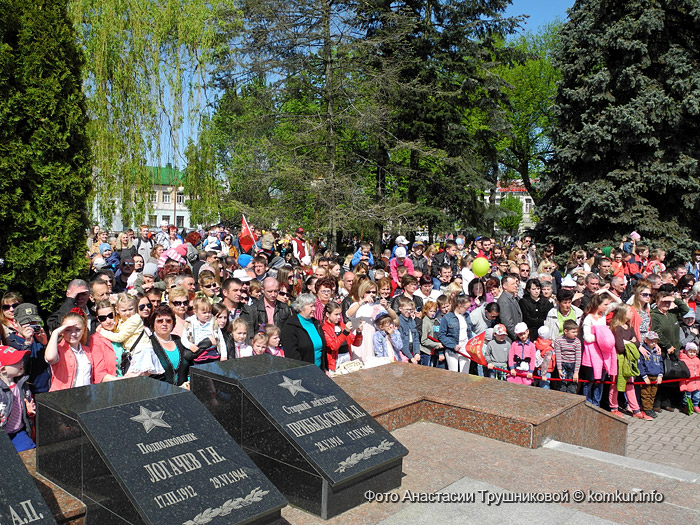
[
  {"x1": 190, "y1": 355, "x2": 408, "y2": 519},
  {"x1": 0, "y1": 432, "x2": 56, "y2": 525},
  {"x1": 36, "y1": 377, "x2": 286, "y2": 524}
]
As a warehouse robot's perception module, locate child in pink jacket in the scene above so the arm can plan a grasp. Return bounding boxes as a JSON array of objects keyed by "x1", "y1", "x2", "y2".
[
  {"x1": 508, "y1": 322, "x2": 537, "y2": 386},
  {"x1": 680, "y1": 342, "x2": 700, "y2": 414}
]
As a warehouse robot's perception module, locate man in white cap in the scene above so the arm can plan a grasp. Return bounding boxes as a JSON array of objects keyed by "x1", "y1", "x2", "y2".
[{"x1": 390, "y1": 246, "x2": 415, "y2": 285}]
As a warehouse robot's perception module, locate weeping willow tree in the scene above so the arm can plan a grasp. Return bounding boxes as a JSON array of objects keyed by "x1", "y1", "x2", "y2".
[{"x1": 69, "y1": 0, "x2": 236, "y2": 226}]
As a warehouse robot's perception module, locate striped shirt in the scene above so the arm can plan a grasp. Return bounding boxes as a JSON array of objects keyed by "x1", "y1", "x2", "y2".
[
  {"x1": 553, "y1": 336, "x2": 582, "y2": 374},
  {"x1": 5, "y1": 383, "x2": 24, "y2": 434}
]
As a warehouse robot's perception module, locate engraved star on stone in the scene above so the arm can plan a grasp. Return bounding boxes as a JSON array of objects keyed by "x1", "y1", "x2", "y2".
[
  {"x1": 130, "y1": 406, "x2": 172, "y2": 433},
  {"x1": 278, "y1": 375, "x2": 311, "y2": 397}
]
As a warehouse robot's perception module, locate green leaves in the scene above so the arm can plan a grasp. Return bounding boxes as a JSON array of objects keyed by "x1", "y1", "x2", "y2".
[
  {"x1": 539, "y1": 0, "x2": 700, "y2": 263},
  {"x1": 0, "y1": 0, "x2": 90, "y2": 310}
]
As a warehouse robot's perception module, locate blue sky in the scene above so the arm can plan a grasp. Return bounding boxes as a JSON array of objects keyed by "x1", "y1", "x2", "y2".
[{"x1": 505, "y1": 0, "x2": 575, "y2": 33}]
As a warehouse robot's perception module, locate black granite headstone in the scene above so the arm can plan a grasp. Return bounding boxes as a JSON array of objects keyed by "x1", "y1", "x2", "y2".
[
  {"x1": 190, "y1": 355, "x2": 408, "y2": 519},
  {"x1": 0, "y1": 432, "x2": 56, "y2": 525},
  {"x1": 36, "y1": 377, "x2": 286, "y2": 524}
]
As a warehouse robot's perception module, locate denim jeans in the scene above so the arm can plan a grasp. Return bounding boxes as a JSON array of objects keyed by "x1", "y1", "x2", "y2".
[
  {"x1": 430, "y1": 353, "x2": 447, "y2": 369},
  {"x1": 539, "y1": 372, "x2": 551, "y2": 389},
  {"x1": 558, "y1": 362, "x2": 578, "y2": 394},
  {"x1": 584, "y1": 373, "x2": 606, "y2": 406},
  {"x1": 684, "y1": 390, "x2": 700, "y2": 407},
  {"x1": 420, "y1": 353, "x2": 431, "y2": 366}
]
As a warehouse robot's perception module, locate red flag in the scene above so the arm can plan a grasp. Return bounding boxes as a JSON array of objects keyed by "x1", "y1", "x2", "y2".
[
  {"x1": 239, "y1": 214, "x2": 257, "y2": 253},
  {"x1": 455, "y1": 331, "x2": 488, "y2": 366}
]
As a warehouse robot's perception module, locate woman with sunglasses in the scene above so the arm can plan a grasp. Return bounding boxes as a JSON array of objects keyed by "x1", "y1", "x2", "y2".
[
  {"x1": 566, "y1": 249, "x2": 590, "y2": 275},
  {"x1": 0, "y1": 292, "x2": 23, "y2": 339},
  {"x1": 168, "y1": 286, "x2": 190, "y2": 337},
  {"x1": 345, "y1": 280, "x2": 397, "y2": 363},
  {"x1": 198, "y1": 270, "x2": 222, "y2": 304},
  {"x1": 135, "y1": 293, "x2": 154, "y2": 335},
  {"x1": 631, "y1": 281, "x2": 653, "y2": 345},
  {"x1": 150, "y1": 305, "x2": 204, "y2": 387},
  {"x1": 89, "y1": 300, "x2": 139, "y2": 382},
  {"x1": 277, "y1": 283, "x2": 293, "y2": 305}
]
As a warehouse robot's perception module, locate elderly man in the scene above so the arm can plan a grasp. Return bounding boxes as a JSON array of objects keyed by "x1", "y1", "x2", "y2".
[
  {"x1": 579, "y1": 273, "x2": 601, "y2": 311},
  {"x1": 339, "y1": 271, "x2": 354, "y2": 299},
  {"x1": 497, "y1": 274, "x2": 523, "y2": 341},
  {"x1": 253, "y1": 277, "x2": 291, "y2": 332}
]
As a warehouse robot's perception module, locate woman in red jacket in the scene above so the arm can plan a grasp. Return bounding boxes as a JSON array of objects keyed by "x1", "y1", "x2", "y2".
[{"x1": 322, "y1": 302, "x2": 362, "y2": 371}]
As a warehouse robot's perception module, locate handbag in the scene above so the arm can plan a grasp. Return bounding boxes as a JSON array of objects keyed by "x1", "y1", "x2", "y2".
[
  {"x1": 119, "y1": 331, "x2": 144, "y2": 376},
  {"x1": 663, "y1": 355, "x2": 690, "y2": 379}
]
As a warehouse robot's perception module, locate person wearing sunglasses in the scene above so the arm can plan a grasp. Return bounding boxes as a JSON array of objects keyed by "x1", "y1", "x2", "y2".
[
  {"x1": 198, "y1": 270, "x2": 222, "y2": 303},
  {"x1": 136, "y1": 294, "x2": 154, "y2": 335},
  {"x1": 0, "y1": 291, "x2": 23, "y2": 339},
  {"x1": 168, "y1": 287, "x2": 190, "y2": 337},
  {"x1": 89, "y1": 300, "x2": 138, "y2": 382},
  {"x1": 113, "y1": 257, "x2": 136, "y2": 293}
]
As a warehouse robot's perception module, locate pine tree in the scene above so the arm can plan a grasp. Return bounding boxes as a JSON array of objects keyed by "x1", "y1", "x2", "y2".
[
  {"x1": 0, "y1": 0, "x2": 91, "y2": 310},
  {"x1": 538, "y1": 0, "x2": 700, "y2": 262}
]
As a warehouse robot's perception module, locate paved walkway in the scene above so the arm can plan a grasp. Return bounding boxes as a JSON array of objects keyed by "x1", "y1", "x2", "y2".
[
  {"x1": 281, "y1": 421, "x2": 700, "y2": 525},
  {"x1": 625, "y1": 408, "x2": 700, "y2": 474}
]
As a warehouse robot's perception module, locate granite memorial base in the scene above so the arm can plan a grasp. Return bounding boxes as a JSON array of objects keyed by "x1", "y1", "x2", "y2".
[
  {"x1": 334, "y1": 363, "x2": 628, "y2": 455},
  {"x1": 190, "y1": 356, "x2": 408, "y2": 519},
  {"x1": 36, "y1": 378, "x2": 287, "y2": 524},
  {"x1": 1, "y1": 432, "x2": 56, "y2": 525}
]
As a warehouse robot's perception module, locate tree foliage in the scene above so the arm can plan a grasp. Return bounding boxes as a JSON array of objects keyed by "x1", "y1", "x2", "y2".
[
  {"x1": 497, "y1": 194, "x2": 524, "y2": 234},
  {"x1": 197, "y1": 0, "x2": 523, "y2": 245},
  {"x1": 496, "y1": 22, "x2": 561, "y2": 200},
  {"x1": 0, "y1": 0, "x2": 91, "y2": 310},
  {"x1": 538, "y1": 0, "x2": 700, "y2": 262},
  {"x1": 69, "y1": 0, "x2": 235, "y2": 226}
]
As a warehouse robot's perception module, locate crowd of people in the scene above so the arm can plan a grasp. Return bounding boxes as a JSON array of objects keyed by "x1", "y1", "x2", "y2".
[{"x1": 2, "y1": 222, "x2": 700, "y2": 454}]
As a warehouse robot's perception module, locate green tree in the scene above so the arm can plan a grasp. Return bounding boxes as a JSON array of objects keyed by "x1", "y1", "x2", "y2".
[
  {"x1": 538, "y1": 0, "x2": 700, "y2": 262},
  {"x1": 497, "y1": 194, "x2": 523, "y2": 234},
  {"x1": 69, "y1": 0, "x2": 234, "y2": 227},
  {"x1": 352, "y1": 0, "x2": 524, "y2": 241},
  {"x1": 497, "y1": 22, "x2": 561, "y2": 199},
  {"x1": 0, "y1": 0, "x2": 91, "y2": 310}
]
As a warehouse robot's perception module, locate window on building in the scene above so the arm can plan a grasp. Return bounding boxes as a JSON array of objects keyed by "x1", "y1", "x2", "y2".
[
  {"x1": 176, "y1": 192, "x2": 185, "y2": 204},
  {"x1": 523, "y1": 198, "x2": 532, "y2": 214},
  {"x1": 150, "y1": 192, "x2": 158, "y2": 203},
  {"x1": 148, "y1": 215, "x2": 158, "y2": 228},
  {"x1": 161, "y1": 215, "x2": 170, "y2": 225},
  {"x1": 162, "y1": 191, "x2": 171, "y2": 204},
  {"x1": 176, "y1": 215, "x2": 184, "y2": 228}
]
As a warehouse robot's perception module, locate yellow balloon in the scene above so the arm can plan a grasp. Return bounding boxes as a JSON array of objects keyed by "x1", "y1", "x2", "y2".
[{"x1": 472, "y1": 257, "x2": 490, "y2": 277}]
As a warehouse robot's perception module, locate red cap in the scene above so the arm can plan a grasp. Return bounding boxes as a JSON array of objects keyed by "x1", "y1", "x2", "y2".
[
  {"x1": 296, "y1": 227, "x2": 304, "y2": 233},
  {"x1": 0, "y1": 345, "x2": 28, "y2": 367}
]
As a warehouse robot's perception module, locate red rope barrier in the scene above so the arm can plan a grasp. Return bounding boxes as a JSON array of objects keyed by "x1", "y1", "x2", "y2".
[{"x1": 488, "y1": 366, "x2": 699, "y2": 385}]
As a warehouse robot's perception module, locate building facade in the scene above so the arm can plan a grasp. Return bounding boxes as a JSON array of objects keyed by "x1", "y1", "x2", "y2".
[{"x1": 93, "y1": 164, "x2": 193, "y2": 232}]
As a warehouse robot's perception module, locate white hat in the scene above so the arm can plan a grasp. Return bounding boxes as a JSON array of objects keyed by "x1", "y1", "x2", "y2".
[
  {"x1": 514, "y1": 322, "x2": 529, "y2": 334},
  {"x1": 232, "y1": 269, "x2": 252, "y2": 282},
  {"x1": 160, "y1": 219, "x2": 169, "y2": 227},
  {"x1": 395, "y1": 247, "x2": 407, "y2": 258},
  {"x1": 537, "y1": 326, "x2": 551, "y2": 339},
  {"x1": 561, "y1": 276, "x2": 577, "y2": 287},
  {"x1": 301, "y1": 255, "x2": 312, "y2": 266},
  {"x1": 395, "y1": 236, "x2": 408, "y2": 245}
]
